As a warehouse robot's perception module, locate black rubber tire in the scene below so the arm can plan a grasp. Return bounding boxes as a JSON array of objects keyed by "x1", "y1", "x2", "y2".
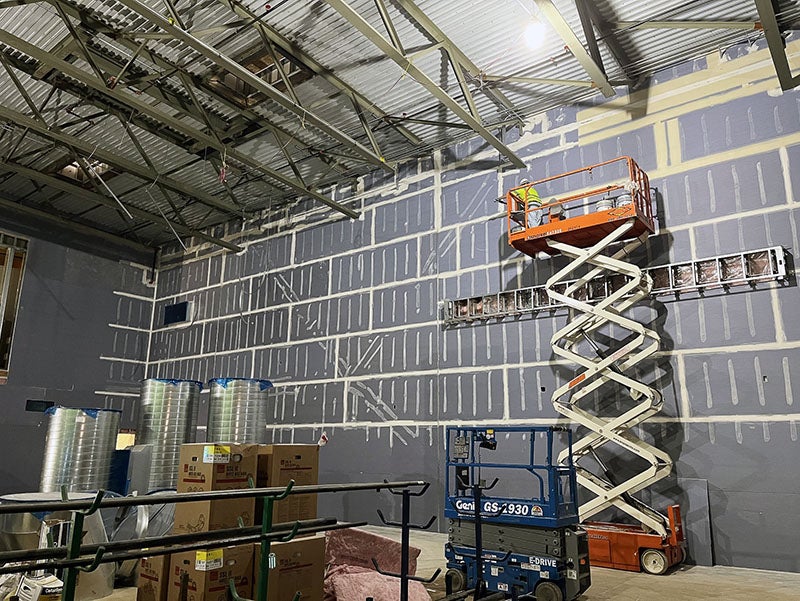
[
  {"x1": 640, "y1": 548, "x2": 669, "y2": 575},
  {"x1": 534, "y1": 581, "x2": 564, "y2": 601},
  {"x1": 446, "y1": 568, "x2": 467, "y2": 592}
]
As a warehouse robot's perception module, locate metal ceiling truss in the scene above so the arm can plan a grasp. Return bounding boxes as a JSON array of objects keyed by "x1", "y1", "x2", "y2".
[
  {"x1": 122, "y1": 121, "x2": 196, "y2": 227},
  {"x1": 574, "y1": 0, "x2": 605, "y2": 78},
  {"x1": 0, "y1": 21, "x2": 360, "y2": 220},
  {"x1": 571, "y1": 0, "x2": 638, "y2": 85},
  {"x1": 0, "y1": 101, "x2": 235, "y2": 214},
  {"x1": 0, "y1": 20, "x2": 239, "y2": 249},
  {"x1": 533, "y1": 0, "x2": 615, "y2": 97},
  {"x1": 480, "y1": 73, "x2": 597, "y2": 89},
  {"x1": 614, "y1": 20, "x2": 763, "y2": 31},
  {"x1": 215, "y1": 0, "x2": 422, "y2": 147},
  {"x1": 0, "y1": 161, "x2": 241, "y2": 251},
  {"x1": 754, "y1": 0, "x2": 800, "y2": 91},
  {"x1": 112, "y1": 0, "x2": 388, "y2": 173},
  {"x1": 67, "y1": 0, "x2": 368, "y2": 210},
  {"x1": 325, "y1": 0, "x2": 526, "y2": 169},
  {"x1": 393, "y1": 0, "x2": 521, "y2": 121},
  {"x1": 0, "y1": 0, "x2": 366, "y2": 232},
  {"x1": 49, "y1": 1, "x2": 204, "y2": 238},
  {"x1": 84, "y1": 24, "x2": 339, "y2": 180}
]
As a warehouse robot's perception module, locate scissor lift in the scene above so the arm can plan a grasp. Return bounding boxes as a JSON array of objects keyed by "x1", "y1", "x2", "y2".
[
  {"x1": 506, "y1": 157, "x2": 685, "y2": 574},
  {"x1": 444, "y1": 426, "x2": 591, "y2": 601}
]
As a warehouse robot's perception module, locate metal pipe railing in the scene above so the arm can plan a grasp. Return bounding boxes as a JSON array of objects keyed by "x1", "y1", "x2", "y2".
[
  {"x1": 0, "y1": 520, "x2": 365, "y2": 576},
  {"x1": 0, "y1": 478, "x2": 429, "y2": 601},
  {"x1": 0, "y1": 480, "x2": 426, "y2": 514},
  {"x1": 0, "y1": 517, "x2": 338, "y2": 564}
]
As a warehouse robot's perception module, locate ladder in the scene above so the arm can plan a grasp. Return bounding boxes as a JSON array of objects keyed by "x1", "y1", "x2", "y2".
[
  {"x1": 545, "y1": 219, "x2": 672, "y2": 536},
  {"x1": 441, "y1": 245, "x2": 788, "y2": 324}
]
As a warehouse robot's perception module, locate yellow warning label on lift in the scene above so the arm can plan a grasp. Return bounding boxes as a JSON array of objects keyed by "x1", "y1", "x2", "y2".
[
  {"x1": 202, "y1": 445, "x2": 231, "y2": 464},
  {"x1": 195, "y1": 549, "x2": 224, "y2": 571}
]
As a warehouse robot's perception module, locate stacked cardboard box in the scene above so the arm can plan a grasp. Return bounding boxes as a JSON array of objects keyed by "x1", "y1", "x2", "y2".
[
  {"x1": 173, "y1": 443, "x2": 259, "y2": 533},
  {"x1": 138, "y1": 444, "x2": 259, "y2": 601},
  {"x1": 256, "y1": 444, "x2": 319, "y2": 525},
  {"x1": 137, "y1": 443, "x2": 323, "y2": 601},
  {"x1": 136, "y1": 556, "x2": 170, "y2": 601},
  {"x1": 168, "y1": 545, "x2": 254, "y2": 601},
  {"x1": 252, "y1": 536, "x2": 325, "y2": 601}
]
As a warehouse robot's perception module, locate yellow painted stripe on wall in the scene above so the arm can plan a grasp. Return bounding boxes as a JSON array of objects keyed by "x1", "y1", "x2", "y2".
[{"x1": 576, "y1": 41, "x2": 800, "y2": 141}]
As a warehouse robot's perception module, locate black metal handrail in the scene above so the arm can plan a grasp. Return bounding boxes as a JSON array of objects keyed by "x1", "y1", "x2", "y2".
[
  {"x1": 0, "y1": 480, "x2": 427, "y2": 514},
  {"x1": 0, "y1": 520, "x2": 365, "y2": 576}
]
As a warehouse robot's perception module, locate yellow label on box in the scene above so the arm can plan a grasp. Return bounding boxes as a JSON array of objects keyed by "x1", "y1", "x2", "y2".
[
  {"x1": 203, "y1": 445, "x2": 231, "y2": 464},
  {"x1": 195, "y1": 549, "x2": 224, "y2": 571}
]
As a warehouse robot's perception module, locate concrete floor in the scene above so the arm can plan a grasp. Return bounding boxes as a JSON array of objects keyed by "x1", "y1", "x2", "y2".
[
  {"x1": 107, "y1": 526, "x2": 800, "y2": 601},
  {"x1": 364, "y1": 526, "x2": 800, "y2": 601}
]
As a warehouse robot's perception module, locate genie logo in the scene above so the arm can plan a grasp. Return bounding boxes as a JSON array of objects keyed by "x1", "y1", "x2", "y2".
[{"x1": 454, "y1": 499, "x2": 475, "y2": 511}]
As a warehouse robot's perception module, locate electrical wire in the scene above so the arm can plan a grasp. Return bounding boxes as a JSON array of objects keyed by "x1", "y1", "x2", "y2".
[{"x1": 146, "y1": 184, "x2": 187, "y2": 251}]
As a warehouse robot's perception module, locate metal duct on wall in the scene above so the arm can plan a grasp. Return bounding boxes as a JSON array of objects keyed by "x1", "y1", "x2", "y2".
[
  {"x1": 137, "y1": 378, "x2": 202, "y2": 491},
  {"x1": 207, "y1": 378, "x2": 273, "y2": 444},
  {"x1": 40, "y1": 408, "x2": 121, "y2": 493}
]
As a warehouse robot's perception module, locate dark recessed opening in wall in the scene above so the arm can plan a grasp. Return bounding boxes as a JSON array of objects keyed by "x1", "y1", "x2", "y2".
[
  {"x1": 26, "y1": 399, "x2": 55, "y2": 412},
  {"x1": 164, "y1": 301, "x2": 193, "y2": 326}
]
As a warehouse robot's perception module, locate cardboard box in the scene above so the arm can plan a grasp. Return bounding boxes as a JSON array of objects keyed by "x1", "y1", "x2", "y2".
[
  {"x1": 256, "y1": 445, "x2": 319, "y2": 525},
  {"x1": 173, "y1": 444, "x2": 259, "y2": 534},
  {"x1": 137, "y1": 555, "x2": 170, "y2": 601},
  {"x1": 253, "y1": 536, "x2": 325, "y2": 601},
  {"x1": 167, "y1": 545, "x2": 253, "y2": 601}
]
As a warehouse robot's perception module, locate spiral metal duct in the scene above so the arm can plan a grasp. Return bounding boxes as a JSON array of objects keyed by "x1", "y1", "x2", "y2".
[
  {"x1": 207, "y1": 378, "x2": 273, "y2": 444},
  {"x1": 137, "y1": 378, "x2": 202, "y2": 491},
  {"x1": 40, "y1": 407, "x2": 121, "y2": 493}
]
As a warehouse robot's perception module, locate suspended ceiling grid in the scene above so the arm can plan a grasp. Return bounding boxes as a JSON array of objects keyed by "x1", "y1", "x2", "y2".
[{"x1": 0, "y1": 0, "x2": 791, "y2": 257}]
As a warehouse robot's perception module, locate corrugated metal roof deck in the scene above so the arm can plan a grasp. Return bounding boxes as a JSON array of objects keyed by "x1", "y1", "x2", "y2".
[{"x1": 0, "y1": 0, "x2": 778, "y2": 253}]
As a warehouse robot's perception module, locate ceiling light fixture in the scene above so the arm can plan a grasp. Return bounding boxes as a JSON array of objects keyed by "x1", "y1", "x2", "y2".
[{"x1": 524, "y1": 19, "x2": 547, "y2": 50}]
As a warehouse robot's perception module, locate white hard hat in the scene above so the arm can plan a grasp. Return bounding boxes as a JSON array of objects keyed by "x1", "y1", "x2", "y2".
[{"x1": 520, "y1": 178, "x2": 530, "y2": 185}]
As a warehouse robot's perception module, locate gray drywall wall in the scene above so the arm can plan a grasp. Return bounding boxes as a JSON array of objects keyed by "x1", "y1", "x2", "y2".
[
  {"x1": 0, "y1": 233, "x2": 152, "y2": 494},
  {"x1": 145, "y1": 42, "x2": 800, "y2": 572}
]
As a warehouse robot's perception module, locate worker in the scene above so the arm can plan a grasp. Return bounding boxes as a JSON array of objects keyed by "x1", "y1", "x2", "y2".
[
  {"x1": 509, "y1": 178, "x2": 542, "y2": 231},
  {"x1": 547, "y1": 197, "x2": 567, "y2": 221}
]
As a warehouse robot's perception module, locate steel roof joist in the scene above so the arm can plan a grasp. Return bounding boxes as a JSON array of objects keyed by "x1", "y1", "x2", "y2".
[
  {"x1": 755, "y1": 0, "x2": 800, "y2": 90},
  {"x1": 215, "y1": 0, "x2": 422, "y2": 147},
  {"x1": 325, "y1": 0, "x2": 526, "y2": 169},
  {"x1": 113, "y1": 0, "x2": 390, "y2": 172},
  {"x1": 0, "y1": 161, "x2": 242, "y2": 251},
  {"x1": 533, "y1": 0, "x2": 615, "y2": 98},
  {"x1": 0, "y1": 27, "x2": 359, "y2": 219},
  {"x1": 394, "y1": 0, "x2": 520, "y2": 118},
  {"x1": 0, "y1": 102, "x2": 238, "y2": 215}
]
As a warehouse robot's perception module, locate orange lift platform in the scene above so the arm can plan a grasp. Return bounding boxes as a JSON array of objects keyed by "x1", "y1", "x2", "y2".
[
  {"x1": 507, "y1": 155, "x2": 655, "y2": 256},
  {"x1": 507, "y1": 156, "x2": 686, "y2": 575}
]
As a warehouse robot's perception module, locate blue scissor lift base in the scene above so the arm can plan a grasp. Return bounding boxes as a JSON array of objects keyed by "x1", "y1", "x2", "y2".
[{"x1": 443, "y1": 426, "x2": 591, "y2": 601}]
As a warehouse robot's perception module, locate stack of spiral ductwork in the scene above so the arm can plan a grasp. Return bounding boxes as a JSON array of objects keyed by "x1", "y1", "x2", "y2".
[
  {"x1": 137, "y1": 378, "x2": 202, "y2": 491},
  {"x1": 207, "y1": 378, "x2": 273, "y2": 443},
  {"x1": 40, "y1": 407, "x2": 121, "y2": 493}
]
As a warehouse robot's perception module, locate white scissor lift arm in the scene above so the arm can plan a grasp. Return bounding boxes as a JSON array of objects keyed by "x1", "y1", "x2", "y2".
[
  {"x1": 546, "y1": 220, "x2": 672, "y2": 537},
  {"x1": 503, "y1": 157, "x2": 686, "y2": 574}
]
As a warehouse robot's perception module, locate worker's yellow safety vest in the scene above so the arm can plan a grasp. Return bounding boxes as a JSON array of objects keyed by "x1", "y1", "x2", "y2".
[{"x1": 510, "y1": 186, "x2": 541, "y2": 208}]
